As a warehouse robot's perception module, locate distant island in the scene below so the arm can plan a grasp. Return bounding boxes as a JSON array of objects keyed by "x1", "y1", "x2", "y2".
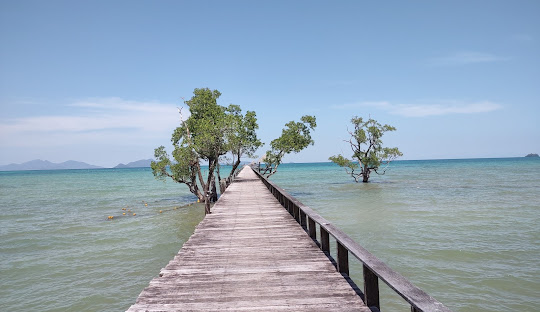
[
  {"x1": 525, "y1": 153, "x2": 539, "y2": 157},
  {"x1": 0, "y1": 160, "x2": 103, "y2": 171},
  {"x1": 114, "y1": 159, "x2": 153, "y2": 168},
  {"x1": 0, "y1": 159, "x2": 154, "y2": 171}
]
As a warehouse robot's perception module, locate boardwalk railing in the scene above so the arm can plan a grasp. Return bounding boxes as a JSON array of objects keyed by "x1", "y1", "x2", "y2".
[{"x1": 250, "y1": 165, "x2": 452, "y2": 312}]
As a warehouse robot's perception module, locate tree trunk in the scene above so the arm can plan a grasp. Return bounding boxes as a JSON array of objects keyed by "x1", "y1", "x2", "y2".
[
  {"x1": 362, "y1": 167, "x2": 371, "y2": 183},
  {"x1": 219, "y1": 179, "x2": 227, "y2": 194},
  {"x1": 230, "y1": 155, "x2": 241, "y2": 178},
  {"x1": 210, "y1": 175, "x2": 218, "y2": 202},
  {"x1": 217, "y1": 162, "x2": 222, "y2": 187},
  {"x1": 203, "y1": 158, "x2": 219, "y2": 214}
]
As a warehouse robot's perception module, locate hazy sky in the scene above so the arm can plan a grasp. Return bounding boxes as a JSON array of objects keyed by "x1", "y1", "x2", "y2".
[{"x1": 1, "y1": 0, "x2": 539, "y2": 167}]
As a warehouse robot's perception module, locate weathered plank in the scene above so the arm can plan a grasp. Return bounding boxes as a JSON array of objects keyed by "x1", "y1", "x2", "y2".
[{"x1": 127, "y1": 167, "x2": 369, "y2": 312}]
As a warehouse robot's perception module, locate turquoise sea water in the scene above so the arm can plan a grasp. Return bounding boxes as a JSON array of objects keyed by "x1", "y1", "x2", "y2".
[{"x1": 1, "y1": 158, "x2": 539, "y2": 311}]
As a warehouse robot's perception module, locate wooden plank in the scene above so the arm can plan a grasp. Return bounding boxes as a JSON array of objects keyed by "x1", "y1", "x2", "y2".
[{"x1": 127, "y1": 167, "x2": 370, "y2": 312}]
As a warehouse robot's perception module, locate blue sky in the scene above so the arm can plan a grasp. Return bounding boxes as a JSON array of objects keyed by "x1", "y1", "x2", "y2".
[{"x1": 1, "y1": 0, "x2": 539, "y2": 167}]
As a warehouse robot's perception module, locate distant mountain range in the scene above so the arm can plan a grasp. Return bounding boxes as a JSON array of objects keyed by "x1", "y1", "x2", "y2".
[
  {"x1": 0, "y1": 160, "x2": 103, "y2": 171},
  {"x1": 0, "y1": 159, "x2": 153, "y2": 171},
  {"x1": 113, "y1": 159, "x2": 153, "y2": 168}
]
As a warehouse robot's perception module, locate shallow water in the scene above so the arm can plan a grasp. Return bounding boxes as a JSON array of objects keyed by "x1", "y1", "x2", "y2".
[
  {"x1": 270, "y1": 158, "x2": 540, "y2": 311},
  {"x1": 1, "y1": 158, "x2": 539, "y2": 311},
  {"x1": 0, "y1": 168, "x2": 205, "y2": 311}
]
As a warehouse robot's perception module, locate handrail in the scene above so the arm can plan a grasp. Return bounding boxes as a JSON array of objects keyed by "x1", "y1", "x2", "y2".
[{"x1": 250, "y1": 165, "x2": 452, "y2": 312}]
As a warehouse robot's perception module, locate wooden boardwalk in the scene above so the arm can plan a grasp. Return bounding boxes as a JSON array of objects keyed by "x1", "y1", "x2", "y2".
[{"x1": 127, "y1": 166, "x2": 370, "y2": 311}]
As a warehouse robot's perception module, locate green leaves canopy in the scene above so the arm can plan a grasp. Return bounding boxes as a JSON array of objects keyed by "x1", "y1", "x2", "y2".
[
  {"x1": 179, "y1": 88, "x2": 226, "y2": 160},
  {"x1": 330, "y1": 116, "x2": 402, "y2": 182},
  {"x1": 262, "y1": 115, "x2": 317, "y2": 177},
  {"x1": 225, "y1": 104, "x2": 262, "y2": 174},
  {"x1": 151, "y1": 88, "x2": 261, "y2": 211}
]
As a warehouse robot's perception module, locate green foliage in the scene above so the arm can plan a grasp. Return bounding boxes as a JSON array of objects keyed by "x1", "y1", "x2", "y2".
[
  {"x1": 328, "y1": 154, "x2": 358, "y2": 171},
  {"x1": 225, "y1": 104, "x2": 262, "y2": 175},
  {"x1": 151, "y1": 88, "x2": 261, "y2": 213},
  {"x1": 261, "y1": 115, "x2": 317, "y2": 177},
  {"x1": 181, "y1": 88, "x2": 226, "y2": 160},
  {"x1": 330, "y1": 116, "x2": 402, "y2": 182}
]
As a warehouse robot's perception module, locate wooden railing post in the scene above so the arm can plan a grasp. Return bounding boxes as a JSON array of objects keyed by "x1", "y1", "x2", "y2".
[
  {"x1": 308, "y1": 217, "x2": 316, "y2": 240},
  {"x1": 363, "y1": 264, "x2": 380, "y2": 310},
  {"x1": 320, "y1": 227, "x2": 330, "y2": 254},
  {"x1": 293, "y1": 204, "x2": 300, "y2": 222},
  {"x1": 337, "y1": 242, "x2": 349, "y2": 275},
  {"x1": 300, "y1": 210, "x2": 307, "y2": 228}
]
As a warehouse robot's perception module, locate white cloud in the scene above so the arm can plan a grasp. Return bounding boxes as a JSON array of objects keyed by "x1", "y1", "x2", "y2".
[
  {"x1": 429, "y1": 52, "x2": 509, "y2": 66},
  {"x1": 69, "y1": 97, "x2": 177, "y2": 114},
  {"x1": 0, "y1": 97, "x2": 183, "y2": 148},
  {"x1": 332, "y1": 100, "x2": 503, "y2": 117}
]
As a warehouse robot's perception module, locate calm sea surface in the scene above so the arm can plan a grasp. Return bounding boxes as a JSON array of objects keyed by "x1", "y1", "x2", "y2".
[{"x1": 1, "y1": 158, "x2": 539, "y2": 311}]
